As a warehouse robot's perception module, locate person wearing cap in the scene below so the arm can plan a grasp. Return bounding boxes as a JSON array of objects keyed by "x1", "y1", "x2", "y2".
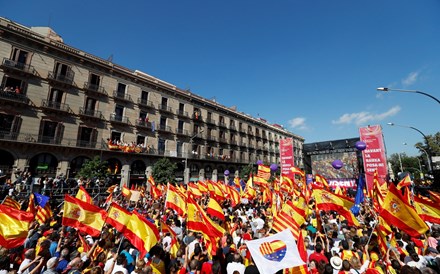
[{"x1": 42, "y1": 257, "x2": 58, "y2": 274}]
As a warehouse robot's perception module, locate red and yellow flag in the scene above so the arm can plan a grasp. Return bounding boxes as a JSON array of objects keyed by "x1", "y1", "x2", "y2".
[
  {"x1": 36, "y1": 203, "x2": 53, "y2": 225},
  {"x1": 160, "y1": 220, "x2": 180, "y2": 257},
  {"x1": 165, "y1": 184, "x2": 186, "y2": 216},
  {"x1": 26, "y1": 193, "x2": 36, "y2": 215},
  {"x1": 0, "y1": 204, "x2": 34, "y2": 248},
  {"x1": 123, "y1": 210, "x2": 159, "y2": 258},
  {"x1": 206, "y1": 198, "x2": 225, "y2": 221},
  {"x1": 187, "y1": 196, "x2": 224, "y2": 239},
  {"x1": 315, "y1": 174, "x2": 329, "y2": 189},
  {"x1": 76, "y1": 186, "x2": 93, "y2": 204},
  {"x1": 226, "y1": 185, "x2": 241, "y2": 207},
  {"x1": 150, "y1": 184, "x2": 162, "y2": 200},
  {"x1": 187, "y1": 183, "x2": 203, "y2": 198},
  {"x1": 3, "y1": 196, "x2": 21, "y2": 210},
  {"x1": 122, "y1": 185, "x2": 132, "y2": 198},
  {"x1": 106, "y1": 202, "x2": 132, "y2": 233},
  {"x1": 257, "y1": 164, "x2": 271, "y2": 180},
  {"x1": 62, "y1": 195, "x2": 107, "y2": 237},
  {"x1": 428, "y1": 190, "x2": 440, "y2": 203},
  {"x1": 313, "y1": 187, "x2": 359, "y2": 227},
  {"x1": 413, "y1": 195, "x2": 440, "y2": 224},
  {"x1": 380, "y1": 184, "x2": 428, "y2": 237},
  {"x1": 396, "y1": 174, "x2": 412, "y2": 190}
]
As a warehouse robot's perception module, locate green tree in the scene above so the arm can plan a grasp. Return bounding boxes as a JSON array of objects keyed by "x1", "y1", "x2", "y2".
[
  {"x1": 77, "y1": 156, "x2": 109, "y2": 179},
  {"x1": 239, "y1": 163, "x2": 255, "y2": 179},
  {"x1": 388, "y1": 153, "x2": 424, "y2": 180},
  {"x1": 415, "y1": 132, "x2": 440, "y2": 157},
  {"x1": 152, "y1": 158, "x2": 177, "y2": 185}
]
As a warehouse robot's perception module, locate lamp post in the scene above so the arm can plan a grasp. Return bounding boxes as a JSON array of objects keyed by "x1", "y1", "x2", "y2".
[
  {"x1": 387, "y1": 122, "x2": 433, "y2": 173},
  {"x1": 416, "y1": 145, "x2": 433, "y2": 172},
  {"x1": 397, "y1": 152, "x2": 404, "y2": 174},
  {"x1": 377, "y1": 87, "x2": 440, "y2": 104},
  {"x1": 184, "y1": 129, "x2": 204, "y2": 184}
]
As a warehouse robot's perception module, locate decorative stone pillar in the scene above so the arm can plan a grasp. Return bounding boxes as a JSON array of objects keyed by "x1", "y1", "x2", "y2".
[
  {"x1": 199, "y1": 168, "x2": 205, "y2": 182},
  {"x1": 212, "y1": 169, "x2": 218, "y2": 182}
]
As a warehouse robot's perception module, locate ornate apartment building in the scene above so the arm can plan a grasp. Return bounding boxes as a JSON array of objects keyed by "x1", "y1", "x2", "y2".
[{"x1": 0, "y1": 17, "x2": 304, "y2": 184}]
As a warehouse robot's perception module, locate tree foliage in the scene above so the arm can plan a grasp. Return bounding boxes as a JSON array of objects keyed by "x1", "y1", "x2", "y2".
[
  {"x1": 388, "y1": 153, "x2": 425, "y2": 180},
  {"x1": 77, "y1": 156, "x2": 109, "y2": 179},
  {"x1": 152, "y1": 158, "x2": 177, "y2": 185},
  {"x1": 415, "y1": 132, "x2": 440, "y2": 156},
  {"x1": 239, "y1": 163, "x2": 256, "y2": 180}
]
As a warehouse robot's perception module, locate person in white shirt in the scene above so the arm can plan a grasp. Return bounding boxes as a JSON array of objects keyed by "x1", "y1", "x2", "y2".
[
  {"x1": 111, "y1": 255, "x2": 128, "y2": 274},
  {"x1": 18, "y1": 249, "x2": 35, "y2": 274},
  {"x1": 226, "y1": 253, "x2": 246, "y2": 274}
]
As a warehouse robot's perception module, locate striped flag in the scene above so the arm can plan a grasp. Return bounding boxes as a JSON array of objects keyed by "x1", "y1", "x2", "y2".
[
  {"x1": 206, "y1": 198, "x2": 225, "y2": 221},
  {"x1": 2, "y1": 196, "x2": 21, "y2": 210},
  {"x1": 26, "y1": 193, "x2": 36, "y2": 215},
  {"x1": 257, "y1": 164, "x2": 271, "y2": 180},
  {"x1": 0, "y1": 205, "x2": 34, "y2": 248},
  {"x1": 76, "y1": 186, "x2": 92, "y2": 204},
  {"x1": 36, "y1": 204, "x2": 53, "y2": 225}
]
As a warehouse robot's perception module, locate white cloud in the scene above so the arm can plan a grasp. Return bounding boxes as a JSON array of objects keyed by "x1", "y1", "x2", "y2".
[
  {"x1": 288, "y1": 117, "x2": 308, "y2": 130},
  {"x1": 401, "y1": 71, "x2": 419, "y2": 87},
  {"x1": 332, "y1": 106, "x2": 401, "y2": 125}
]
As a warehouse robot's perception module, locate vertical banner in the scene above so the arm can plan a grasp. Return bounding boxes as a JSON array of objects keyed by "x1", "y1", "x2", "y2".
[
  {"x1": 359, "y1": 125, "x2": 388, "y2": 191},
  {"x1": 280, "y1": 138, "x2": 295, "y2": 180}
]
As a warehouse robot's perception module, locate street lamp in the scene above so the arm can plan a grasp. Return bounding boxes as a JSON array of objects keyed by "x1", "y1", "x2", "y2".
[
  {"x1": 377, "y1": 87, "x2": 440, "y2": 104},
  {"x1": 416, "y1": 145, "x2": 433, "y2": 172},
  {"x1": 184, "y1": 129, "x2": 204, "y2": 183},
  {"x1": 387, "y1": 122, "x2": 433, "y2": 173}
]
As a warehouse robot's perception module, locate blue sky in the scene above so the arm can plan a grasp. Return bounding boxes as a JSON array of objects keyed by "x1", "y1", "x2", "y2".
[{"x1": 3, "y1": 0, "x2": 440, "y2": 158}]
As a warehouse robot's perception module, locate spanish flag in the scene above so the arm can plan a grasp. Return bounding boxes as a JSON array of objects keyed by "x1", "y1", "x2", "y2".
[
  {"x1": 187, "y1": 183, "x2": 203, "y2": 198},
  {"x1": 106, "y1": 202, "x2": 132, "y2": 233},
  {"x1": 413, "y1": 195, "x2": 440, "y2": 224},
  {"x1": 2, "y1": 196, "x2": 21, "y2": 210},
  {"x1": 123, "y1": 210, "x2": 159, "y2": 258},
  {"x1": 428, "y1": 190, "x2": 440, "y2": 203},
  {"x1": 207, "y1": 198, "x2": 225, "y2": 221},
  {"x1": 197, "y1": 181, "x2": 208, "y2": 193},
  {"x1": 62, "y1": 195, "x2": 107, "y2": 237},
  {"x1": 122, "y1": 185, "x2": 132, "y2": 199},
  {"x1": 313, "y1": 187, "x2": 359, "y2": 227},
  {"x1": 315, "y1": 174, "x2": 329, "y2": 189},
  {"x1": 76, "y1": 186, "x2": 92, "y2": 204},
  {"x1": 26, "y1": 193, "x2": 36, "y2": 215},
  {"x1": 165, "y1": 184, "x2": 186, "y2": 216},
  {"x1": 380, "y1": 184, "x2": 428, "y2": 237},
  {"x1": 150, "y1": 184, "x2": 162, "y2": 200},
  {"x1": 0, "y1": 204, "x2": 34, "y2": 248},
  {"x1": 160, "y1": 220, "x2": 180, "y2": 257},
  {"x1": 187, "y1": 196, "x2": 224, "y2": 239}
]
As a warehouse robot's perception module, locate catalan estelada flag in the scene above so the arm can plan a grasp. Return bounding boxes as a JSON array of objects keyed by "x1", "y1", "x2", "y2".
[
  {"x1": 226, "y1": 185, "x2": 241, "y2": 207},
  {"x1": 413, "y1": 195, "x2": 440, "y2": 224},
  {"x1": 2, "y1": 196, "x2": 21, "y2": 210},
  {"x1": 165, "y1": 184, "x2": 186, "y2": 216},
  {"x1": 380, "y1": 184, "x2": 428, "y2": 237},
  {"x1": 123, "y1": 210, "x2": 159, "y2": 258},
  {"x1": 76, "y1": 186, "x2": 92, "y2": 204},
  {"x1": 206, "y1": 198, "x2": 225, "y2": 221},
  {"x1": 62, "y1": 195, "x2": 107, "y2": 237},
  {"x1": 106, "y1": 202, "x2": 132, "y2": 233},
  {"x1": 0, "y1": 204, "x2": 34, "y2": 248},
  {"x1": 396, "y1": 174, "x2": 412, "y2": 190},
  {"x1": 313, "y1": 187, "x2": 359, "y2": 227}
]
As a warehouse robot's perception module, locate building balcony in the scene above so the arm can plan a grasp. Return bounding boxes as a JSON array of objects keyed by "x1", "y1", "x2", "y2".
[
  {"x1": 83, "y1": 82, "x2": 108, "y2": 96},
  {"x1": 248, "y1": 130, "x2": 254, "y2": 136},
  {"x1": 135, "y1": 120, "x2": 152, "y2": 130},
  {"x1": 47, "y1": 71, "x2": 75, "y2": 87},
  {"x1": 229, "y1": 125, "x2": 237, "y2": 131},
  {"x1": 113, "y1": 91, "x2": 132, "y2": 102},
  {"x1": 158, "y1": 104, "x2": 173, "y2": 114},
  {"x1": 218, "y1": 137, "x2": 228, "y2": 144},
  {"x1": 218, "y1": 122, "x2": 228, "y2": 128},
  {"x1": 175, "y1": 128, "x2": 189, "y2": 136},
  {"x1": 205, "y1": 118, "x2": 217, "y2": 126},
  {"x1": 1, "y1": 58, "x2": 37, "y2": 76},
  {"x1": 110, "y1": 113, "x2": 130, "y2": 125},
  {"x1": 41, "y1": 100, "x2": 71, "y2": 113},
  {"x1": 137, "y1": 98, "x2": 155, "y2": 108},
  {"x1": 230, "y1": 140, "x2": 238, "y2": 146},
  {"x1": 0, "y1": 91, "x2": 30, "y2": 105},
  {"x1": 78, "y1": 107, "x2": 104, "y2": 120},
  {"x1": 175, "y1": 109, "x2": 189, "y2": 119},
  {"x1": 239, "y1": 141, "x2": 247, "y2": 148},
  {"x1": 192, "y1": 113, "x2": 203, "y2": 122},
  {"x1": 206, "y1": 134, "x2": 217, "y2": 142},
  {"x1": 157, "y1": 124, "x2": 173, "y2": 133}
]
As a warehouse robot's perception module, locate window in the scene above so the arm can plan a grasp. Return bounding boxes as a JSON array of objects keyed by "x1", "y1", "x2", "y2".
[
  {"x1": 49, "y1": 88, "x2": 64, "y2": 103},
  {"x1": 77, "y1": 127, "x2": 97, "y2": 147},
  {"x1": 12, "y1": 48, "x2": 29, "y2": 65},
  {"x1": 114, "y1": 105, "x2": 124, "y2": 120},
  {"x1": 162, "y1": 97, "x2": 168, "y2": 107},
  {"x1": 160, "y1": 116, "x2": 167, "y2": 127},
  {"x1": 0, "y1": 114, "x2": 14, "y2": 133},
  {"x1": 89, "y1": 73, "x2": 101, "y2": 86},
  {"x1": 207, "y1": 112, "x2": 212, "y2": 120},
  {"x1": 158, "y1": 138, "x2": 166, "y2": 154},
  {"x1": 111, "y1": 131, "x2": 121, "y2": 143},
  {"x1": 54, "y1": 62, "x2": 73, "y2": 79},
  {"x1": 39, "y1": 120, "x2": 63, "y2": 144},
  {"x1": 178, "y1": 120, "x2": 184, "y2": 130},
  {"x1": 179, "y1": 103, "x2": 184, "y2": 111},
  {"x1": 136, "y1": 135, "x2": 145, "y2": 146},
  {"x1": 141, "y1": 90, "x2": 149, "y2": 100},
  {"x1": 176, "y1": 141, "x2": 183, "y2": 156},
  {"x1": 1, "y1": 76, "x2": 25, "y2": 94},
  {"x1": 117, "y1": 83, "x2": 126, "y2": 96},
  {"x1": 85, "y1": 97, "x2": 96, "y2": 111}
]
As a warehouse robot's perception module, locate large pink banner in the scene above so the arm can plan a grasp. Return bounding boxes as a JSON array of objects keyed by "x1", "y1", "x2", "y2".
[
  {"x1": 359, "y1": 125, "x2": 388, "y2": 191},
  {"x1": 280, "y1": 138, "x2": 294, "y2": 179}
]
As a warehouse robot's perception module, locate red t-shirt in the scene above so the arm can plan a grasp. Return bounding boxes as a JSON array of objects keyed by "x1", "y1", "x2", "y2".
[{"x1": 309, "y1": 252, "x2": 329, "y2": 264}]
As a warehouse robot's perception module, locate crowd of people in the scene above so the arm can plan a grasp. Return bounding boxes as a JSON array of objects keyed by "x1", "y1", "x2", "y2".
[{"x1": 0, "y1": 173, "x2": 440, "y2": 274}]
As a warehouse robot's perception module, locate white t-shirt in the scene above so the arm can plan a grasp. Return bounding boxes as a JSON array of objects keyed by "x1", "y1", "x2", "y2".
[
  {"x1": 111, "y1": 264, "x2": 128, "y2": 274},
  {"x1": 18, "y1": 258, "x2": 32, "y2": 274},
  {"x1": 226, "y1": 262, "x2": 245, "y2": 274},
  {"x1": 103, "y1": 258, "x2": 115, "y2": 273}
]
